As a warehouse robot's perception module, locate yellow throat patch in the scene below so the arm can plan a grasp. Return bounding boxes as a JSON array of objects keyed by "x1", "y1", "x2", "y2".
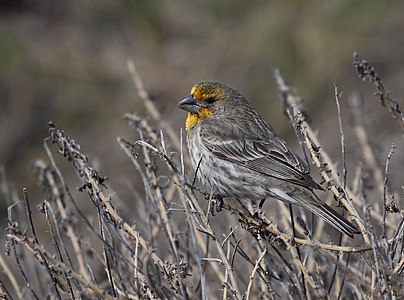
[{"x1": 185, "y1": 107, "x2": 212, "y2": 131}]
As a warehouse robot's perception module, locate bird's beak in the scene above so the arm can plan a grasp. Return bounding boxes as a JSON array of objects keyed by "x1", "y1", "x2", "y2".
[{"x1": 178, "y1": 94, "x2": 200, "y2": 114}]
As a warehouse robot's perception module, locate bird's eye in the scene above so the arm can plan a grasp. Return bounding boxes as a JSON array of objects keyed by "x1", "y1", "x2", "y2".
[{"x1": 205, "y1": 97, "x2": 215, "y2": 104}]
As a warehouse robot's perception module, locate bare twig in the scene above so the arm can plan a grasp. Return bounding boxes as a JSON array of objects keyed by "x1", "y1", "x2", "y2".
[
  {"x1": 245, "y1": 248, "x2": 267, "y2": 300},
  {"x1": 42, "y1": 201, "x2": 76, "y2": 298},
  {"x1": 334, "y1": 84, "x2": 347, "y2": 188},
  {"x1": 127, "y1": 59, "x2": 181, "y2": 150},
  {"x1": 382, "y1": 144, "x2": 396, "y2": 240},
  {"x1": 353, "y1": 53, "x2": 404, "y2": 134}
]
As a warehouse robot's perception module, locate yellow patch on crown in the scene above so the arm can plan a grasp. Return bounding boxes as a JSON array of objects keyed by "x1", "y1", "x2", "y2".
[
  {"x1": 185, "y1": 107, "x2": 213, "y2": 131},
  {"x1": 191, "y1": 83, "x2": 225, "y2": 101}
]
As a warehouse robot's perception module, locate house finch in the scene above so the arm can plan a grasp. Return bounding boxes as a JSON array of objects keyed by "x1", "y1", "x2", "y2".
[{"x1": 178, "y1": 80, "x2": 359, "y2": 238}]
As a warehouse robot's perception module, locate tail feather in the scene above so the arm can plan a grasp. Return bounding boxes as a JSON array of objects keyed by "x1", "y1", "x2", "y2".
[
  {"x1": 270, "y1": 187, "x2": 360, "y2": 238},
  {"x1": 308, "y1": 200, "x2": 360, "y2": 238}
]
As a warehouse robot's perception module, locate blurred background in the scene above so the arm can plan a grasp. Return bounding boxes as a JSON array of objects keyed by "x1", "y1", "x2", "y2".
[{"x1": 1, "y1": 0, "x2": 403, "y2": 240}]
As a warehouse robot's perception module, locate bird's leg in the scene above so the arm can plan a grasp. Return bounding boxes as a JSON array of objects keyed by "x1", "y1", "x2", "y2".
[
  {"x1": 252, "y1": 199, "x2": 266, "y2": 220},
  {"x1": 258, "y1": 199, "x2": 266, "y2": 209}
]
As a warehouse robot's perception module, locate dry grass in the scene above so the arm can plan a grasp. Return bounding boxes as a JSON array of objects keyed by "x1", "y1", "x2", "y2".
[{"x1": 0, "y1": 54, "x2": 403, "y2": 299}]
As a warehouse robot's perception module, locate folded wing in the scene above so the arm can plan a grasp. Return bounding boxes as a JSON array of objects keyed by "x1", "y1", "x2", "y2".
[{"x1": 200, "y1": 118, "x2": 322, "y2": 190}]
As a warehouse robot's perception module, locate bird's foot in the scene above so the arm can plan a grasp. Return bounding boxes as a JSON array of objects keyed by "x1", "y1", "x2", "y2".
[{"x1": 210, "y1": 194, "x2": 224, "y2": 216}]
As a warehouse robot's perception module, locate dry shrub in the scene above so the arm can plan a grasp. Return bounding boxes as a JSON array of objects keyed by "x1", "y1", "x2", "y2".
[{"x1": 0, "y1": 54, "x2": 403, "y2": 299}]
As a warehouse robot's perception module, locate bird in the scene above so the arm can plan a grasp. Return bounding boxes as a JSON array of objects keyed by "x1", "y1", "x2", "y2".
[{"x1": 178, "y1": 80, "x2": 360, "y2": 238}]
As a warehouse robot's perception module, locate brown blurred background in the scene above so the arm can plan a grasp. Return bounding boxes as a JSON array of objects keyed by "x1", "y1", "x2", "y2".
[{"x1": 1, "y1": 0, "x2": 403, "y2": 233}]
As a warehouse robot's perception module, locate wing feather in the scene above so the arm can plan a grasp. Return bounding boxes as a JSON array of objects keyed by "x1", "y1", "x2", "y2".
[{"x1": 200, "y1": 116, "x2": 322, "y2": 190}]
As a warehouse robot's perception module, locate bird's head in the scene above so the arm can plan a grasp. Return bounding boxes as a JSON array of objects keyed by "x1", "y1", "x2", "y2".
[{"x1": 178, "y1": 80, "x2": 243, "y2": 131}]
